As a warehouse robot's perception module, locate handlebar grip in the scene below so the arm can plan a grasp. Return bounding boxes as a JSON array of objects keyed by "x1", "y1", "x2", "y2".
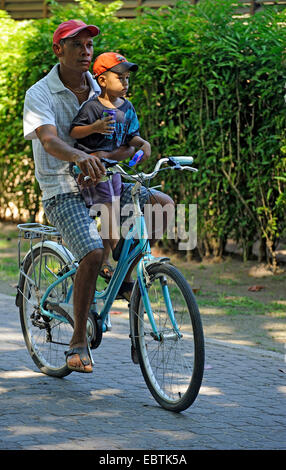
[
  {"x1": 73, "y1": 165, "x2": 81, "y2": 175},
  {"x1": 72, "y1": 164, "x2": 90, "y2": 181},
  {"x1": 171, "y1": 156, "x2": 194, "y2": 165},
  {"x1": 129, "y1": 150, "x2": 144, "y2": 167}
]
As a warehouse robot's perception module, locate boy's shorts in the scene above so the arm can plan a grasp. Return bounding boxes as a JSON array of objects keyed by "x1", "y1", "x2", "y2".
[
  {"x1": 80, "y1": 173, "x2": 122, "y2": 207},
  {"x1": 42, "y1": 183, "x2": 154, "y2": 262}
]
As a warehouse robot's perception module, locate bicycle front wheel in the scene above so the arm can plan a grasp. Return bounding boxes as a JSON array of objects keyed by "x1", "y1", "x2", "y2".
[
  {"x1": 132, "y1": 263, "x2": 204, "y2": 412},
  {"x1": 18, "y1": 246, "x2": 74, "y2": 377}
]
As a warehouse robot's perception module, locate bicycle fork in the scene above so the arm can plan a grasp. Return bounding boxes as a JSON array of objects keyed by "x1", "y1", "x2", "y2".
[
  {"x1": 136, "y1": 261, "x2": 182, "y2": 342},
  {"x1": 130, "y1": 182, "x2": 181, "y2": 342}
]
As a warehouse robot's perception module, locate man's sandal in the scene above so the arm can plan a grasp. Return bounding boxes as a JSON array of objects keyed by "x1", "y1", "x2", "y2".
[{"x1": 65, "y1": 346, "x2": 93, "y2": 373}]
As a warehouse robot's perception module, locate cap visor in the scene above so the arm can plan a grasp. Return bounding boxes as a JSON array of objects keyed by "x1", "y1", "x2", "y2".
[
  {"x1": 67, "y1": 25, "x2": 100, "y2": 39},
  {"x1": 110, "y1": 62, "x2": 138, "y2": 74}
]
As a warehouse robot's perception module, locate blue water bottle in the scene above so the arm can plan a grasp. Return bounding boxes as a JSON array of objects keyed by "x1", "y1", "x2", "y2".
[
  {"x1": 129, "y1": 150, "x2": 144, "y2": 167},
  {"x1": 102, "y1": 109, "x2": 116, "y2": 140}
]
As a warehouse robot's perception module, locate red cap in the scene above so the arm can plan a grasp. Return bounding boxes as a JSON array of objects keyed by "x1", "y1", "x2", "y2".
[
  {"x1": 93, "y1": 52, "x2": 138, "y2": 77},
  {"x1": 53, "y1": 20, "x2": 100, "y2": 45}
]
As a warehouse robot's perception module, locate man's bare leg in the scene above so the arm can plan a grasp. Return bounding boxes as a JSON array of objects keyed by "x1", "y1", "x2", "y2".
[{"x1": 67, "y1": 248, "x2": 104, "y2": 372}]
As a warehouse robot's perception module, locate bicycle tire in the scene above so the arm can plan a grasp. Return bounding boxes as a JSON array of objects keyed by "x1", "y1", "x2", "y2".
[
  {"x1": 132, "y1": 263, "x2": 204, "y2": 412},
  {"x1": 18, "y1": 246, "x2": 74, "y2": 377}
]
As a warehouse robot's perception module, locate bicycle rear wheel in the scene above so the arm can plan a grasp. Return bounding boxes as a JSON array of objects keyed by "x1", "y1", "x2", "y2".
[
  {"x1": 18, "y1": 246, "x2": 74, "y2": 377},
  {"x1": 132, "y1": 263, "x2": 204, "y2": 412}
]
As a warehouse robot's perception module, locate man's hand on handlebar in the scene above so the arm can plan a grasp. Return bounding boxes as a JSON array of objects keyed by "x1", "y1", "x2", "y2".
[{"x1": 74, "y1": 153, "x2": 106, "y2": 186}]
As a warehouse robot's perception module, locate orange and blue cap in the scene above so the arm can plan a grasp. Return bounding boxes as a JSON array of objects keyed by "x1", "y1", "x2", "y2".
[{"x1": 93, "y1": 52, "x2": 138, "y2": 77}]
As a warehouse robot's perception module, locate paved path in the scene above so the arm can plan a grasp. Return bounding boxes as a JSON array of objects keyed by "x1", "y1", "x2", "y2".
[{"x1": 0, "y1": 293, "x2": 285, "y2": 451}]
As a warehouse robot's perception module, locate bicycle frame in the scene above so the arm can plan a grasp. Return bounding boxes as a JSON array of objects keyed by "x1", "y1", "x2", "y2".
[
  {"x1": 36, "y1": 180, "x2": 180, "y2": 340},
  {"x1": 29, "y1": 185, "x2": 137, "y2": 333},
  {"x1": 20, "y1": 156, "x2": 197, "y2": 339}
]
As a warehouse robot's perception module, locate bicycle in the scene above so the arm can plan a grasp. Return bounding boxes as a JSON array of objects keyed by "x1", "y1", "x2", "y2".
[{"x1": 16, "y1": 156, "x2": 205, "y2": 412}]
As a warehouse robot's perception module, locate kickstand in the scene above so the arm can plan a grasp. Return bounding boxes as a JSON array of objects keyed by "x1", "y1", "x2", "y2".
[{"x1": 87, "y1": 343, "x2": 95, "y2": 366}]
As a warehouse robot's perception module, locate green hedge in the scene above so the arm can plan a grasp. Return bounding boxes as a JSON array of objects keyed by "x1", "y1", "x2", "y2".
[{"x1": 0, "y1": 0, "x2": 285, "y2": 269}]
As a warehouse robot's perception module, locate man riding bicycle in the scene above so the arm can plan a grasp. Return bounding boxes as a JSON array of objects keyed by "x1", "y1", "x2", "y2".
[{"x1": 23, "y1": 20, "x2": 174, "y2": 373}]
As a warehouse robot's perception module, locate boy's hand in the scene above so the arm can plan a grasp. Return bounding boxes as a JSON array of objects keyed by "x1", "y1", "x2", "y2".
[
  {"x1": 138, "y1": 141, "x2": 151, "y2": 162},
  {"x1": 92, "y1": 117, "x2": 115, "y2": 135}
]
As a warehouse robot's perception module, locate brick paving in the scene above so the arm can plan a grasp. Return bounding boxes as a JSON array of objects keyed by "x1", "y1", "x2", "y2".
[{"x1": 0, "y1": 293, "x2": 285, "y2": 451}]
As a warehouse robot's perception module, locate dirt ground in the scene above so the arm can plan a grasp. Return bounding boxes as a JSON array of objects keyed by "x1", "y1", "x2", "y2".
[{"x1": 0, "y1": 222, "x2": 286, "y2": 355}]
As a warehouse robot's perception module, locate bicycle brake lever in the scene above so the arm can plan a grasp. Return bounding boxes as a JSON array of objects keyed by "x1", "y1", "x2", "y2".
[
  {"x1": 182, "y1": 166, "x2": 198, "y2": 172},
  {"x1": 84, "y1": 170, "x2": 113, "y2": 182},
  {"x1": 73, "y1": 163, "x2": 113, "y2": 182},
  {"x1": 168, "y1": 157, "x2": 182, "y2": 169},
  {"x1": 100, "y1": 157, "x2": 119, "y2": 168}
]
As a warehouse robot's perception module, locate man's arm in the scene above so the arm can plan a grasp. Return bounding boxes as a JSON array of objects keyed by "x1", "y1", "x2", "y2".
[{"x1": 36, "y1": 124, "x2": 106, "y2": 182}]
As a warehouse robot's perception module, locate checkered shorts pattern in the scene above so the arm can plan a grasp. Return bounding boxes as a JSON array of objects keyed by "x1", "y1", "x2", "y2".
[{"x1": 43, "y1": 184, "x2": 153, "y2": 262}]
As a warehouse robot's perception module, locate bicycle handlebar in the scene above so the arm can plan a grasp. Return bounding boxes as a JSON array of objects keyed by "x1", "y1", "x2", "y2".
[
  {"x1": 74, "y1": 156, "x2": 197, "y2": 184},
  {"x1": 109, "y1": 156, "x2": 198, "y2": 183}
]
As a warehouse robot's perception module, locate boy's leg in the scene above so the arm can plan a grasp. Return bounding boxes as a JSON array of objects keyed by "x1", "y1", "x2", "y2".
[
  {"x1": 100, "y1": 204, "x2": 112, "y2": 264},
  {"x1": 106, "y1": 201, "x2": 120, "y2": 251},
  {"x1": 98, "y1": 202, "x2": 119, "y2": 280},
  {"x1": 119, "y1": 185, "x2": 174, "y2": 286},
  {"x1": 102, "y1": 239, "x2": 111, "y2": 264}
]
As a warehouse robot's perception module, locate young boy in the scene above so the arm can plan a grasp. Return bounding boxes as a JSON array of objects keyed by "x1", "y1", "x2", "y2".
[{"x1": 70, "y1": 52, "x2": 151, "y2": 280}]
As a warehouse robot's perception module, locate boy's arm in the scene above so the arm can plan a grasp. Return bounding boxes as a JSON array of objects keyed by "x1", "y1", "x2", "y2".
[
  {"x1": 128, "y1": 135, "x2": 151, "y2": 160},
  {"x1": 93, "y1": 145, "x2": 135, "y2": 162},
  {"x1": 70, "y1": 116, "x2": 115, "y2": 139}
]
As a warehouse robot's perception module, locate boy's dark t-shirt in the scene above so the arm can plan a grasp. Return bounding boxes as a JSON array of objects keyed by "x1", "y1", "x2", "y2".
[
  {"x1": 70, "y1": 96, "x2": 140, "y2": 154},
  {"x1": 70, "y1": 96, "x2": 141, "y2": 207}
]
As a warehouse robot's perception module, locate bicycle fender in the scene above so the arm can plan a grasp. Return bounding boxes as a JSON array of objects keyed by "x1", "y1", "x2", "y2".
[
  {"x1": 143, "y1": 257, "x2": 171, "y2": 270},
  {"x1": 22, "y1": 241, "x2": 75, "y2": 267},
  {"x1": 129, "y1": 280, "x2": 139, "y2": 347},
  {"x1": 15, "y1": 241, "x2": 76, "y2": 307},
  {"x1": 37, "y1": 241, "x2": 75, "y2": 264},
  {"x1": 129, "y1": 258, "x2": 170, "y2": 341}
]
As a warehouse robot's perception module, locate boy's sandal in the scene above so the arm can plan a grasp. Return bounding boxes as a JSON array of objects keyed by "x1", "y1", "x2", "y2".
[
  {"x1": 65, "y1": 346, "x2": 93, "y2": 373},
  {"x1": 116, "y1": 281, "x2": 135, "y2": 302},
  {"x1": 99, "y1": 263, "x2": 115, "y2": 281}
]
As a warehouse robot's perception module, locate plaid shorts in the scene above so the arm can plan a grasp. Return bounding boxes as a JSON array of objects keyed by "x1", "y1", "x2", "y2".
[{"x1": 42, "y1": 183, "x2": 153, "y2": 262}]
